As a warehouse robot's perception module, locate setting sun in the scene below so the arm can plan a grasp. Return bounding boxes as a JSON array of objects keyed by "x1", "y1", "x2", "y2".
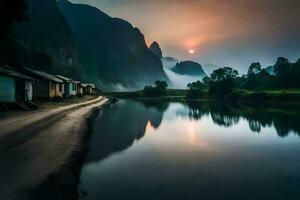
[{"x1": 188, "y1": 49, "x2": 195, "y2": 54}]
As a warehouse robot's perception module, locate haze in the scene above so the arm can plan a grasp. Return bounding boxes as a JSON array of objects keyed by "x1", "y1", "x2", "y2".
[{"x1": 70, "y1": 0, "x2": 300, "y2": 73}]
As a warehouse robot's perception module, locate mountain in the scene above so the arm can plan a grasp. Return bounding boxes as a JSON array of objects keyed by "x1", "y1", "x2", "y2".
[
  {"x1": 14, "y1": 0, "x2": 85, "y2": 79},
  {"x1": 163, "y1": 57, "x2": 178, "y2": 62},
  {"x1": 149, "y1": 41, "x2": 163, "y2": 58},
  {"x1": 161, "y1": 57, "x2": 178, "y2": 69},
  {"x1": 58, "y1": 0, "x2": 168, "y2": 89},
  {"x1": 203, "y1": 63, "x2": 222, "y2": 75},
  {"x1": 171, "y1": 61, "x2": 207, "y2": 77}
]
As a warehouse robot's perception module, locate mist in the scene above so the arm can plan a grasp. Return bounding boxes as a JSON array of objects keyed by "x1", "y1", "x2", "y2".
[{"x1": 161, "y1": 58, "x2": 207, "y2": 89}]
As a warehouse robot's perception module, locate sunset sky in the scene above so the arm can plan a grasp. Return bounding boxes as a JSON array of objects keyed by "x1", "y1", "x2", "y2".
[{"x1": 70, "y1": 0, "x2": 300, "y2": 73}]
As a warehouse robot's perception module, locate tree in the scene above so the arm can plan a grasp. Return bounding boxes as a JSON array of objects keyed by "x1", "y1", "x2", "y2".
[
  {"x1": 202, "y1": 76, "x2": 210, "y2": 86},
  {"x1": 274, "y1": 57, "x2": 290, "y2": 77},
  {"x1": 154, "y1": 80, "x2": 168, "y2": 90},
  {"x1": 247, "y1": 62, "x2": 261, "y2": 76},
  {"x1": 210, "y1": 67, "x2": 238, "y2": 82},
  {"x1": 209, "y1": 67, "x2": 239, "y2": 95},
  {"x1": 143, "y1": 80, "x2": 168, "y2": 97},
  {"x1": 186, "y1": 81, "x2": 205, "y2": 99},
  {"x1": 274, "y1": 57, "x2": 292, "y2": 88}
]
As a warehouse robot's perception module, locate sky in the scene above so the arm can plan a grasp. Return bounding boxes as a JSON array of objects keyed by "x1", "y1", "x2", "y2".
[{"x1": 70, "y1": 0, "x2": 300, "y2": 73}]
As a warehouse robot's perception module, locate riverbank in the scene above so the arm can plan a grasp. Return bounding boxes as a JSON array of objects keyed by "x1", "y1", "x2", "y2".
[
  {"x1": 103, "y1": 88, "x2": 300, "y2": 104},
  {"x1": 0, "y1": 96, "x2": 110, "y2": 200}
]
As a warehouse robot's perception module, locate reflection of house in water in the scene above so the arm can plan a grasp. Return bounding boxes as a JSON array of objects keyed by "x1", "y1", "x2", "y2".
[
  {"x1": 0, "y1": 66, "x2": 35, "y2": 104},
  {"x1": 86, "y1": 100, "x2": 164, "y2": 163}
]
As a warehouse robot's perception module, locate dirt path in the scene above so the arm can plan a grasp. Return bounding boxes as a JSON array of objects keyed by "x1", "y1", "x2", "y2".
[{"x1": 0, "y1": 96, "x2": 109, "y2": 200}]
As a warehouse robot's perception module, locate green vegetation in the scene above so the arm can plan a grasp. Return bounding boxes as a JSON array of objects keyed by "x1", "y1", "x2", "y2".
[
  {"x1": 205, "y1": 67, "x2": 238, "y2": 95},
  {"x1": 183, "y1": 57, "x2": 300, "y2": 102},
  {"x1": 106, "y1": 58, "x2": 300, "y2": 103},
  {"x1": 186, "y1": 81, "x2": 205, "y2": 98},
  {"x1": 143, "y1": 81, "x2": 168, "y2": 97}
]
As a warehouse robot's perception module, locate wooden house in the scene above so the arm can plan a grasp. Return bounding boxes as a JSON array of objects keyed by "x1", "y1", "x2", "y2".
[
  {"x1": 82, "y1": 83, "x2": 96, "y2": 95},
  {"x1": 22, "y1": 67, "x2": 64, "y2": 99},
  {"x1": 56, "y1": 75, "x2": 74, "y2": 98},
  {"x1": 81, "y1": 83, "x2": 88, "y2": 95},
  {"x1": 0, "y1": 66, "x2": 34, "y2": 103},
  {"x1": 90, "y1": 84, "x2": 96, "y2": 94},
  {"x1": 73, "y1": 81, "x2": 82, "y2": 96}
]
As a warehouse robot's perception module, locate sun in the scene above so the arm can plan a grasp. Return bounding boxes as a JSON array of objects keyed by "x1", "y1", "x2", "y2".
[{"x1": 188, "y1": 49, "x2": 195, "y2": 54}]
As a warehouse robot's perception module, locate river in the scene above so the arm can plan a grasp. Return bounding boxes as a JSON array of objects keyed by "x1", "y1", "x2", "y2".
[{"x1": 79, "y1": 99, "x2": 300, "y2": 200}]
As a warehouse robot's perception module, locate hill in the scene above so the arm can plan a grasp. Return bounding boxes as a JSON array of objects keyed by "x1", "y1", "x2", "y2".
[
  {"x1": 171, "y1": 61, "x2": 207, "y2": 77},
  {"x1": 14, "y1": 0, "x2": 85, "y2": 79},
  {"x1": 58, "y1": 0, "x2": 168, "y2": 89}
]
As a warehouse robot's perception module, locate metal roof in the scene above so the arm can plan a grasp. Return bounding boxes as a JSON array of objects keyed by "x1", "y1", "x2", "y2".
[
  {"x1": 81, "y1": 83, "x2": 96, "y2": 88},
  {"x1": 24, "y1": 67, "x2": 63, "y2": 83},
  {"x1": 0, "y1": 66, "x2": 34, "y2": 80},
  {"x1": 56, "y1": 75, "x2": 72, "y2": 82}
]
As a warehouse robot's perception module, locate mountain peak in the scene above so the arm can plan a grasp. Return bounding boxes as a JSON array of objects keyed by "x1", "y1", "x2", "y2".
[
  {"x1": 58, "y1": 1, "x2": 168, "y2": 89},
  {"x1": 149, "y1": 41, "x2": 163, "y2": 58}
]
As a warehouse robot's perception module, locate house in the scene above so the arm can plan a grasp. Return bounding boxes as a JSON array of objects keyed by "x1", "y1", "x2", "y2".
[
  {"x1": 73, "y1": 81, "x2": 82, "y2": 96},
  {"x1": 56, "y1": 75, "x2": 75, "y2": 98},
  {"x1": 82, "y1": 83, "x2": 96, "y2": 95},
  {"x1": 90, "y1": 84, "x2": 96, "y2": 94},
  {"x1": 0, "y1": 66, "x2": 34, "y2": 103},
  {"x1": 21, "y1": 67, "x2": 64, "y2": 99}
]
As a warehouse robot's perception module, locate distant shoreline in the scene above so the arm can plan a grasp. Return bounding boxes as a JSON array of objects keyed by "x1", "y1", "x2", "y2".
[{"x1": 103, "y1": 88, "x2": 300, "y2": 104}]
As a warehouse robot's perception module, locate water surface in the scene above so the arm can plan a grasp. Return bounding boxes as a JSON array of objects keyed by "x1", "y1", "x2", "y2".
[{"x1": 80, "y1": 100, "x2": 300, "y2": 200}]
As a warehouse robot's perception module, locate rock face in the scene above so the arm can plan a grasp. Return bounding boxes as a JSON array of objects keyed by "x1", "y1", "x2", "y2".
[
  {"x1": 149, "y1": 41, "x2": 163, "y2": 58},
  {"x1": 15, "y1": 0, "x2": 83, "y2": 79},
  {"x1": 171, "y1": 61, "x2": 207, "y2": 77},
  {"x1": 58, "y1": 0, "x2": 168, "y2": 89}
]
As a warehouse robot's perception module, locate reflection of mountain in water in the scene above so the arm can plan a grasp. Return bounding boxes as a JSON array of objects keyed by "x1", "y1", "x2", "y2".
[
  {"x1": 184, "y1": 102, "x2": 300, "y2": 137},
  {"x1": 88, "y1": 100, "x2": 300, "y2": 164},
  {"x1": 87, "y1": 100, "x2": 167, "y2": 163}
]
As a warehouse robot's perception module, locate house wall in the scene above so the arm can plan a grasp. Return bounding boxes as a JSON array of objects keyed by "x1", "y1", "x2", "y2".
[
  {"x1": 69, "y1": 82, "x2": 75, "y2": 96},
  {"x1": 61, "y1": 83, "x2": 65, "y2": 96},
  {"x1": 49, "y1": 82, "x2": 63, "y2": 98},
  {"x1": 49, "y1": 81, "x2": 56, "y2": 98},
  {"x1": 25, "y1": 81, "x2": 33, "y2": 102},
  {"x1": 71, "y1": 83, "x2": 77, "y2": 96},
  {"x1": 35, "y1": 80, "x2": 50, "y2": 99},
  {"x1": 77, "y1": 86, "x2": 83, "y2": 95},
  {"x1": 64, "y1": 83, "x2": 69, "y2": 97},
  {"x1": 56, "y1": 83, "x2": 63, "y2": 98},
  {"x1": 0, "y1": 75, "x2": 16, "y2": 103}
]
